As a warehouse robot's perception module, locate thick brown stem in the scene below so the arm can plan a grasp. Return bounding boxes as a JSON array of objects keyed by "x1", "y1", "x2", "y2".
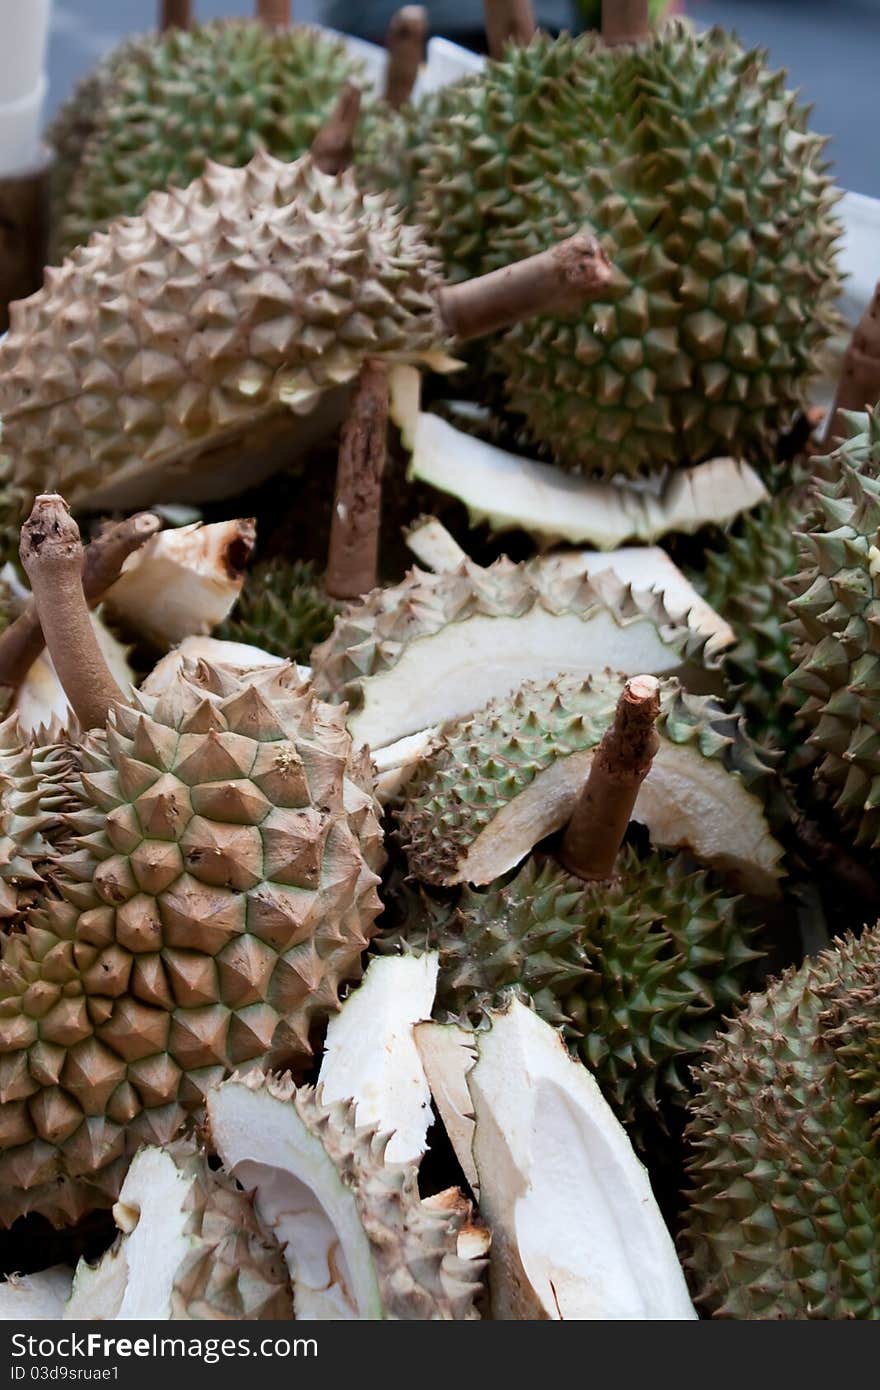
[
  {"x1": 19, "y1": 497, "x2": 132, "y2": 729},
  {"x1": 310, "y1": 83, "x2": 362, "y2": 176},
  {"x1": 326, "y1": 362, "x2": 389, "y2": 600},
  {"x1": 0, "y1": 511, "x2": 160, "y2": 701},
  {"x1": 159, "y1": 0, "x2": 191, "y2": 30},
  {"x1": 384, "y1": 7, "x2": 428, "y2": 109},
  {"x1": 560, "y1": 675, "x2": 661, "y2": 882},
  {"x1": 437, "y1": 232, "x2": 613, "y2": 342},
  {"x1": 483, "y1": 0, "x2": 537, "y2": 57},
  {"x1": 823, "y1": 281, "x2": 880, "y2": 448},
  {"x1": 0, "y1": 150, "x2": 52, "y2": 333},
  {"x1": 601, "y1": 0, "x2": 651, "y2": 45},
  {"x1": 255, "y1": 0, "x2": 291, "y2": 26}
]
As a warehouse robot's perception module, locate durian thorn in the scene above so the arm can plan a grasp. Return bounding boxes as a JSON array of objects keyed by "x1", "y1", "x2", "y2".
[
  {"x1": 159, "y1": 0, "x2": 192, "y2": 31},
  {"x1": 436, "y1": 232, "x2": 613, "y2": 343},
  {"x1": 823, "y1": 282, "x2": 880, "y2": 448},
  {"x1": 19, "y1": 495, "x2": 132, "y2": 730},
  {"x1": 483, "y1": 0, "x2": 537, "y2": 59},
  {"x1": 0, "y1": 511, "x2": 161, "y2": 702},
  {"x1": 255, "y1": 0, "x2": 291, "y2": 25},
  {"x1": 310, "y1": 83, "x2": 362, "y2": 177},
  {"x1": 326, "y1": 360, "x2": 389, "y2": 601},
  {"x1": 559, "y1": 675, "x2": 660, "y2": 883},
  {"x1": 384, "y1": 7, "x2": 428, "y2": 110},
  {"x1": 601, "y1": 0, "x2": 651, "y2": 45}
]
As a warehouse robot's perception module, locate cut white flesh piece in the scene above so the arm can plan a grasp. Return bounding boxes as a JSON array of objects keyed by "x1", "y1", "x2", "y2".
[
  {"x1": 405, "y1": 516, "x2": 468, "y2": 574},
  {"x1": 373, "y1": 727, "x2": 438, "y2": 803},
  {"x1": 424, "y1": 1002, "x2": 697, "y2": 1321},
  {"x1": 141, "y1": 636, "x2": 287, "y2": 696},
  {"x1": 388, "y1": 364, "x2": 422, "y2": 452},
  {"x1": 64, "y1": 1246, "x2": 127, "y2": 1321},
  {"x1": 0, "y1": 1267, "x2": 72, "y2": 1320},
  {"x1": 15, "y1": 611, "x2": 133, "y2": 738},
  {"x1": 409, "y1": 413, "x2": 768, "y2": 549},
  {"x1": 207, "y1": 1073, "x2": 485, "y2": 1321},
  {"x1": 104, "y1": 519, "x2": 256, "y2": 648},
  {"x1": 319, "y1": 953, "x2": 439, "y2": 1164},
  {"x1": 535, "y1": 548, "x2": 733, "y2": 656},
  {"x1": 414, "y1": 1022, "x2": 480, "y2": 1195}
]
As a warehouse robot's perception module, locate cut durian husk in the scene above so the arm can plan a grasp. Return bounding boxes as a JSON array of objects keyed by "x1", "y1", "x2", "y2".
[
  {"x1": 141, "y1": 636, "x2": 287, "y2": 696},
  {"x1": 409, "y1": 412, "x2": 770, "y2": 548},
  {"x1": 0, "y1": 1268, "x2": 72, "y2": 1320},
  {"x1": 416, "y1": 1000, "x2": 696, "y2": 1320}
]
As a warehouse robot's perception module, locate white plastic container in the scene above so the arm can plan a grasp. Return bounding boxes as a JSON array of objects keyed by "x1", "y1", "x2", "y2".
[
  {"x1": 0, "y1": 0, "x2": 51, "y2": 106},
  {"x1": 0, "y1": 74, "x2": 48, "y2": 176}
]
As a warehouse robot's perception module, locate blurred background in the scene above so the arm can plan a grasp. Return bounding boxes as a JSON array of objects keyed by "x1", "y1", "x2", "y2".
[{"x1": 46, "y1": 1, "x2": 879, "y2": 195}]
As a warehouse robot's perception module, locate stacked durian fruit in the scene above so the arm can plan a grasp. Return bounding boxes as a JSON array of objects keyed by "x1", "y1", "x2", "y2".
[{"x1": 0, "y1": 0, "x2": 877, "y2": 1322}]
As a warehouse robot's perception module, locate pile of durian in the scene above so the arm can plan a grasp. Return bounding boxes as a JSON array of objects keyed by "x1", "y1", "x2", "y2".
[{"x1": 0, "y1": 0, "x2": 877, "y2": 1322}]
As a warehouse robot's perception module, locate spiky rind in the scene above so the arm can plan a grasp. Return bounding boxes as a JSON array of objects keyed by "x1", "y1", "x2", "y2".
[
  {"x1": 0, "y1": 662, "x2": 384, "y2": 1227},
  {"x1": 409, "y1": 25, "x2": 841, "y2": 477},
  {"x1": 218, "y1": 559, "x2": 338, "y2": 664},
  {"x1": 682, "y1": 927, "x2": 880, "y2": 1319}
]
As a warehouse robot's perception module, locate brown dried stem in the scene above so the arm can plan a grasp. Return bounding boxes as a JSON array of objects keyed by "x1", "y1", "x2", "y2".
[
  {"x1": 159, "y1": 0, "x2": 192, "y2": 30},
  {"x1": 326, "y1": 362, "x2": 389, "y2": 600},
  {"x1": 384, "y1": 7, "x2": 428, "y2": 109},
  {"x1": 310, "y1": 83, "x2": 362, "y2": 176},
  {"x1": 0, "y1": 511, "x2": 161, "y2": 701},
  {"x1": 19, "y1": 497, "x2": 133, "y2": 729},
  {"x1": 601, "y1": 0, "x2": 651, "y2": 45},
  {"x1": 437, "y1": 232, "x2": 613, "y2": 342},
  {"x1": 255, "y1": 0, "x2": 291, "y2": 26},
  {"x1": 823, "y1": 281, "x2": 880, "y2": 448},
  {"x1": 483, "y1": 0, "x2": 537, "y2": 58},
  {"x1": 560, "y1": 675, "x2": 661, "y2": 882}
]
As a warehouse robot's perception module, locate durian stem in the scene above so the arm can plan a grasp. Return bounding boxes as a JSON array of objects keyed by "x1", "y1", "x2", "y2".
[
  {"x1": 384, "y1": 7, "x2": 428, "y2": 109},
  {"x1": 159, "y1": 0, "x2": 191, "y2": 31},
  {"x1": 559, "y1": 676, "x2": 660, "y2": 882},
  {"x1": 823, "y1": 282, "x2": 880, "y2": 448},
  {"x1": 437, "y1": 232, "x2": 612, "y2": 342},
  {"x1": 326, "y1": 361, "x2": 389, "y2": 600},
  {"x1": 0, "y1": 511, "x2": 161, "y2": 703},
  {"x1": 310, "y1": 83, "x2": 362, "y2": 176},
  {"x1": 601, "y1": 0, "x2": 651, "y2": 45},
  {"x1": 255, "y1": 0, "x2": 291, "y2": 26},
  {"x1": 483, "y1": 0, "x2": 537, "y2": 58},
  {"x1": 19, "y1": 496, "x2": 132, "y2": 729}
]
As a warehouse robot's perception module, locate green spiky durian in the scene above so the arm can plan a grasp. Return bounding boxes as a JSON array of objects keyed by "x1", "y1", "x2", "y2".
[
  {"x1": 218, "y1": 559, "x2": 339, "y2": 664},
  {"x1": 395, "y1": 671, "x2": 783, "y2": 894},
  {"x1": 0, "y1": 152, "x2": 450, "y2": 512},
  {"x1": 407, "y1": 24, "x2": 841, "y2": 477},
  {"x1": 681, "y1": 926, "x2": 880, "y2": 1319},
  {"x1": 784, "y1": 408, "x2": 880, "y2": 847},
  {"x1": 0, "y1": 661, "x2": 384, "y2": 1228},
  {"x1": 52, "y1": 21, "x2": 363, "y2": 260},
  {"x1": 208, "y1": 1070, "x2": 486, "y2": 1320},
  {"x1": 382, "y1": 847, "x2": 759, "y2": 1136}
]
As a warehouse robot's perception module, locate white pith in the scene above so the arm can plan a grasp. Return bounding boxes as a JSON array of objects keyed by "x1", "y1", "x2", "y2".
[{"x1": 0, "y1": 1267, "x2": 72, "y2": 1320}]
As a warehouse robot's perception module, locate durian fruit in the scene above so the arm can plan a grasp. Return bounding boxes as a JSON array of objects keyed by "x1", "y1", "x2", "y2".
[
  {"x1": 0, "y1": 659, "x2": 385, "y2": 1226},
  {"x1": 395, "y1": 670, "x2": 782, "y2": 894},
  {"x1": 681, "y1": 926, "x2": 880, "y2": 1319},
  {"x1": 311, "y1": 556, "x2": 716, "y2": 756},
  {"x1": 408, "y1": 23, "x2": 841, "y2": 476},
  {"x1": 64, "y1": 1141, "x2": 293, "y2": 1320},
  {"x1": 0, "y1": 152, "x2": 453, "y2": 512},
  {"x1": 785, "y1": 407, "x2": 880, "y2": 847},
  {"x1": 207, "y1": 1070, "x2": 487, "y2": 1319},
  {"x1": 383, "y1": 847, "x2": 759, "y2": 1133},
  {"x1": 52, "y1": 21, "x2": 363, "y2": 259},
  {"x1": 218, "y1": 558, "x2": 340, "y2": 664}
]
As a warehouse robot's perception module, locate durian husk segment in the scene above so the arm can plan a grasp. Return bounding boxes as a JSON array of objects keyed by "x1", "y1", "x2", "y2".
[
  {"x1": 397, "y1": 672, "x2": 782, "y2": 894},
  {"x1": 413, "y1": 25, "x2": 842, "y2": 478},
  {"x1": 681, "y1": 927, "x2": 880, "y2": 1320},
  {"x1": 418, "y1": 1001, "x2": 696, "y2": 1320},
  {"x1": 319, "y1": 953, "x2": 438, "y2": 1165},
  {"x1": 785, "y1": 409, "x2": 880, "y2": 848},
  {"x1": 206, "y1": 1071, "x2": 486, "y2": 1320},
  {"x1": 0, "y1": 153, "x2": 451, "y2": 512},
  {"x1": 64, "y1": 1141, "x2": 293, "y2": 1321},
  {"x1": 53, "y1": 22, "x2": 364, "y2": 259},
  {"x1": 409, "y1": 412, "x2": 770, "y2": 548},
  {"x1": 310, "y1": 556, "x2": 714, "y2": 753},
  {"x1": 0, "y1": 1267, "x2": 72, "y2": 1320},
  {"x1": 141, "y1": 636, "x2": 286, "y2": 696},
  {"x1": 0, "y1": 662, "x2": 384, "y2": 1228},
  {"x1": 217, "y1": 558, "x2": 339, "y2": 665}
]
